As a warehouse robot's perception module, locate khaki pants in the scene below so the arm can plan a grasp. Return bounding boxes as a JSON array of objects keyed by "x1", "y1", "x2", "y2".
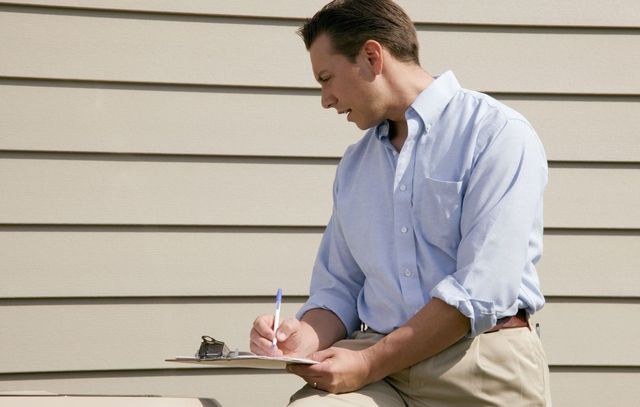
[{"x1": 289, "y1": 327, "x2": 551, "y2": 406}]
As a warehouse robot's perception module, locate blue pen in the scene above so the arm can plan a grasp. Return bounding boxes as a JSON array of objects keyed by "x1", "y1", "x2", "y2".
[{"x1": 272, "y1": 288, "x2": 282, "y2": 347}]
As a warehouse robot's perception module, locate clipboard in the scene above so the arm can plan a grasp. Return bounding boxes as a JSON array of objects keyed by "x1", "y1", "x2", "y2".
[{"x1": 166, "y1": 336, "x2": 318, "y2": 370}]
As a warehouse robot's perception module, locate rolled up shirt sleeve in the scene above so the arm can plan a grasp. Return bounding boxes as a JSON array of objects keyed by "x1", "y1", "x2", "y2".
[
  {"x1": 430, "y1": 119, "x2": 548, "y2": 336},
  {"x1": 297, "y1": 164, "x2": 366, "y2": 336}
]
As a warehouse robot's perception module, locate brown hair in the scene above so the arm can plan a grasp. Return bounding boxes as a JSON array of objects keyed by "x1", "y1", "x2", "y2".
[{"x1": 298, "y1": 0, "x2": 420, "y2": 65}]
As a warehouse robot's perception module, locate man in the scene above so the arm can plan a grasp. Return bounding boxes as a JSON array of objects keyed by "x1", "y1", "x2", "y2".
[{"x1": 250, "y1": 0, "x2": 552, "y2": 405}]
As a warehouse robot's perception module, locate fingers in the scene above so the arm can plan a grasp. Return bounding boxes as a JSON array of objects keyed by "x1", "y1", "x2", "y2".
[
  {"x1": 287, "y1": 348, "x2": 333, "y2": 376},
  {"x1": 250, "y1": 331, "x2": 282, "y2": 356},
  {"x1": 250, "y1": 315, "x2": 307, "y2": 358},
  {"x1": 253, "y1": 313, "x2": 275, "y2": 337},
  {"x1": 250, "y1": 314, "x2": 281, "y2": 356},
  {"x1": 287, "y1": 362, "x2": 326, "y2": 392},
  {"x1": 309, "y1": 347, "x2": 335, "y2": 362},
  {"x1": 287, "y1": 364, "x2": 323, "y2": 380},
  {"x1": 289, "y1": 348, "x2": 368, "y2": 394}
]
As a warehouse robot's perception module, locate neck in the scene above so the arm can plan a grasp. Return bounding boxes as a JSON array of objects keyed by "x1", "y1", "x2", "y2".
[
  {"x1": 385, "y1": 64, "x2": 433, "y2": 151},
  {"x1": 386, "y1": 64, "x2": 433, "y2": 122}
]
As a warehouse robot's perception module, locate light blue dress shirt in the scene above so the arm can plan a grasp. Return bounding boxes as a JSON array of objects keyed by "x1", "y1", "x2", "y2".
[{"x1": 297, "y1": 71, "x2": 548, "y2": 337}]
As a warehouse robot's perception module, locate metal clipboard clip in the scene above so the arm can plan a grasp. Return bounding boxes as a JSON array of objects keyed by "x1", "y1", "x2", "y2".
[{"x1": 197, "y1": 335, "x2": 231, "y2": 359}]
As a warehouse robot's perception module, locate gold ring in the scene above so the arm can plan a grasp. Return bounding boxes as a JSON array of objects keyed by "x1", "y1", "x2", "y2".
[{"x1": 312, "y1": 382, "x2": 317, "y2": 389}]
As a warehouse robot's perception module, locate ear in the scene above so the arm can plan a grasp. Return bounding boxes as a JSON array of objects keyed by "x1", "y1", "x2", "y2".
[{"x1": 360, "y1": 40, "x2": 384, "y2": 75}]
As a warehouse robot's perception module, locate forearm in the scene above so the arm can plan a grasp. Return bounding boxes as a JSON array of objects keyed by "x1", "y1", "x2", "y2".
[
  {"x1": 300, "y1": 308, "x2": 347, "y2": 354},
  {"x1": 362, "y1": 298, "x2": 470, "y2": 382}
]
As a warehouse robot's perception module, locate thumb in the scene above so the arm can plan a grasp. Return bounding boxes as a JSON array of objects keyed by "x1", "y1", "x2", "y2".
[
  {"x1": 276, "y1": 317, "x2": 300, "y2": 342},
  {"x1": 310, "y1": 347, "x2": 336, "y2": 362}
]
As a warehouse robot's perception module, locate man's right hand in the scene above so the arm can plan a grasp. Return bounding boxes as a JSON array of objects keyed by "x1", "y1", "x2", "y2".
[
  {"x1": 250, "y1": 308, "x2": 346, "y2": 358},
  {"x1": 250, "y1": 315, "x2": 314, "y2": 357}
]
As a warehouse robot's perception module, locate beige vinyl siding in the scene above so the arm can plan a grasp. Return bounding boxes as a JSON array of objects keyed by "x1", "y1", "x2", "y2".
[
  {"x1": 2, "y1": 0, "x2": 640, "y2": 27},
  {"x1": 1, "y1": 157, "x2": 639, "y2": 227},
  {"x1": 1, "y1": 2, "x2": 639, "y2": 406},
  {"x1": 0, "y1": 370, "x2": 637, "y2": 407},
  {"x1": 0, "y1": 300, "x2": 638, "y2": 373},
  {"x1": 2, "y1": 7, "x2": 640, "y2": 94},
  {"x1": 2, "y1": 229, "x2": 639, "y2": 298},
  {"x1": 1, "y1": 82, "x2": 639, "y2": 162}
]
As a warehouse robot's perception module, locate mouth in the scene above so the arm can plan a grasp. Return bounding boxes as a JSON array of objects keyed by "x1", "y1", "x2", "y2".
[{"x1": 338, "y1": 109, "x2": 352, "y2": 119}]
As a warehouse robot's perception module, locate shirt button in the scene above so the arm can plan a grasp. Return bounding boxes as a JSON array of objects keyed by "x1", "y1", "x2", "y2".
[
  {"x1": 399, "y1": 184, "x2": 407, "y2": 191},
  {"x1": 401, "y1": 226, "x2": 408, "y2": 233},
  {"x1": 404, "y1": 269, "x2": 412, "y2": 277}
]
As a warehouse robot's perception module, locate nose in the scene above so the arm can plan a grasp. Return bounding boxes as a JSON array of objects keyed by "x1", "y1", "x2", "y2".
[{"x1": 321, "y1": 88, "x2": 336, "y2": 110}]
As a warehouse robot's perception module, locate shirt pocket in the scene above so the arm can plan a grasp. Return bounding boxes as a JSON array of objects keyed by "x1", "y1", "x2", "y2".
[{"x1": 412, "y1": 176, "x2": 464, "y2": 258}]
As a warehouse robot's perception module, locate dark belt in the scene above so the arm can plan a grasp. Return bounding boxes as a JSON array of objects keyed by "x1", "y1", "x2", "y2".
[{"x1": 485, "y1": 309, "x2": 529, "y2": 333}]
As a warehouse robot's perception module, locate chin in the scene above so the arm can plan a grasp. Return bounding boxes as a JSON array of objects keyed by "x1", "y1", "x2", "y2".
[
  {"x1": 354, "y1": 122, "x2": 369, "y2": 130},
  {"x1": 354, "y1": 119, "x2": 378, "y2": 131}
]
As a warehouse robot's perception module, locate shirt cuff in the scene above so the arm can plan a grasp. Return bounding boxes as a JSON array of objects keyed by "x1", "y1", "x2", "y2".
[
  {"x1": 430, "y1": 276, "x2": 497, "y2": 337},
  {"x1": 296, "y1": 292, "x2": 361, "y2": 337}
]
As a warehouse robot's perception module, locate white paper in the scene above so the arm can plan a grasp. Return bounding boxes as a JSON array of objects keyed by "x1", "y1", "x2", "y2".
[{"x1": 166, "y1": 354, "x2": 318, "y2": 370}]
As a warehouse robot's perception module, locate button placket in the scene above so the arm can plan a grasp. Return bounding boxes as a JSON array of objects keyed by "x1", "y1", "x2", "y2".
[
  {"x1": 391, "y1": 109, "x2": 427, "y2": 313},
  {"x1": 393, "y1": 157, "x2": 423, "y2": 312}
]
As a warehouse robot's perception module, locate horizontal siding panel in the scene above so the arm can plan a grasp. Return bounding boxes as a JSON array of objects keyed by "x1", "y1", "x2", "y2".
[
  {"x1": 1, "y1": 9, "x2": 639, "y2": 94},
  {"x1": 0, "y1": 371, "x2": 305, "y2": 407},
  {"x1": 1, "y1": 229, "x2": 638, "y2": 298},
  {"x1": 2, "y1": 0, "x2": 639, "y2": 27},
  {"x1": 545, "y1": 166, "x2": 640, "y2": 229},
  {"x1": 505, "y1": 97, "x2": 640, "y2": 163},
  {"x1": 1, "y1": 370, "x2": 640, "y2": 407},
  {"x1": 0, "y1": 396, "x2": 217, "y2": 406},
  {"x1": 2, "y1": 82, "x2": 638, "y2": 162},
  {"x1": 421, "y1": 29, "x2": 640, "y2": 96},
  {"x1": 538, "y1": 233, "x2": 640, "y2": 297},
  {"x1": 532, "y1": 301, "x2": 640, "y2": 367},
  {"x1": 0, "y1": 157, "x2": 336, "y2": 226},
  {"x1": 0, "y1": 157, "x2": 638, "y2": 228},
  {"x1": 0, "y1": 300, "x2": 307, "y2": 374},
  {"x1": 0, "y1": 228, "x2": 319, "y2": 297},
  {"x1": 0, "y1": 158, "x2": 638, "y2": 228},
  {"x1": 549, "y1": 369, "x2": 640, "y2": 407},
  {"x1": 0, "y1": 83, "x2": 361, "y2": 158},
  {"x1": 0, "y1": 301, "x2": 637, "y2": 374}
]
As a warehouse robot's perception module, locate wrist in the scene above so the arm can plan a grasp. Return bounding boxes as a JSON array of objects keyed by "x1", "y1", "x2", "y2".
[
  {"x1": 300, "y1": 308, "x2": 347, "y2": 351},
  {"x1": 360, "y1": 344, "x2": 389, "y2": 383},
  {"x1": 297, "y1": 320, "x2": 321, "y2": 356}
]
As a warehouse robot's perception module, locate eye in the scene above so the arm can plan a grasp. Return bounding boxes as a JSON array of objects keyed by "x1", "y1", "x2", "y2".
[{"x1": 319, "y1": 75, "x2": 330, "y2": 84}]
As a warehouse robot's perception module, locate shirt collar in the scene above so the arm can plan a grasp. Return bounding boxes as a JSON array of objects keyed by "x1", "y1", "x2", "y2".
[{"x1": 374, "y1": 70, "x2": 461, "y2": 140}]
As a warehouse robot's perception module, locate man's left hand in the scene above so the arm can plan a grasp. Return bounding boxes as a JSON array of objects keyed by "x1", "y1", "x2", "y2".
[{"x1": 287, "y1": 347, "x2": 373, "y2": 394}]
